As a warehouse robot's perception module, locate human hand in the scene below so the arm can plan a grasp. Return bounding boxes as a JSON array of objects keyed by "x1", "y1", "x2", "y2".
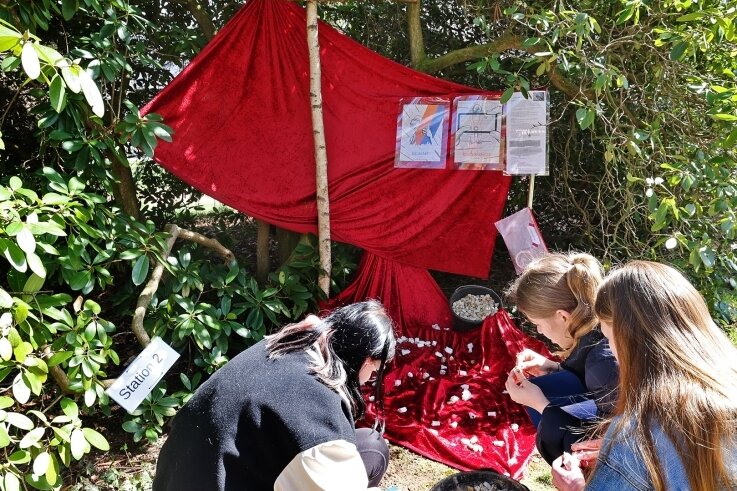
[
  {"x1": 505, "y1": 370, "x2": 549, "y2": 413},
  {"x1": 552, "y1": 452, "x2": 586, "y2": 491},
  {"x1": 515, "y1": 349, "x2": 557, "y2": 376},
  {"x1": 571, "y1": 438, "x2": 602, "y2": 468}
]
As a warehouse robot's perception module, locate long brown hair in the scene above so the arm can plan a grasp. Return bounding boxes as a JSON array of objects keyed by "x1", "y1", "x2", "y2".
[
  {"x1": 506, "y1": 252, "x2": 603, "y2": 356},
  {"x1": 595, "y1": 261, "x2": 737, "y2": 491}
]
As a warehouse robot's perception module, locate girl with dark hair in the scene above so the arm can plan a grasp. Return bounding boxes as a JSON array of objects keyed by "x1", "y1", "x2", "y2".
[
  {"x1": 503, "y1": 252, "x2": 619, "y2": 464},
  {"x1": 552, "y1": 261, "x2": 737, "y2": 491},
  {"x1": 152, "y1": 300, "x2": 396, "y2": 491}
]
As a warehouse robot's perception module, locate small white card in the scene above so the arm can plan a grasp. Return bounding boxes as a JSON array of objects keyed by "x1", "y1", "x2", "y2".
[{"x1": 106, "y1": 337, "x2": 179, "y2": 413}]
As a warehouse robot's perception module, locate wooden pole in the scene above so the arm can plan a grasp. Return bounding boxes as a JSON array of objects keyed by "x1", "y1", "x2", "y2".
[
  {"x1": 307, "y1": 0, "x2": 332, "y2": 297},
  {"x1": 527, "y1": 174, "x2": 536, "y2": 210}
]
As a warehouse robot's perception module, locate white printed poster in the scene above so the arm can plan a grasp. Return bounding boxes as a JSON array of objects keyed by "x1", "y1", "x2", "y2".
[
  {"x1": 505, "y1": 91, "x2": 548, "y2": 175},
  {"x1": 451, "y1": 95, "x2": 503, "y2": 170},
  {"x1": 394, "y1": 97, "x2": 450, "y2": 169}
]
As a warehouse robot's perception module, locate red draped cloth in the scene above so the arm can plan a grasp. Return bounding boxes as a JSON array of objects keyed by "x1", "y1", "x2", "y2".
[{"x1": 143, "y1": 0, "x2": 549, "y2": 480}]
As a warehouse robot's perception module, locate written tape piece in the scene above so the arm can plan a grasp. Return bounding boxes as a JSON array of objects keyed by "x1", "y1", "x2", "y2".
[{"x1": 106, "y1": 337, "x2": 179, "y2": 413}]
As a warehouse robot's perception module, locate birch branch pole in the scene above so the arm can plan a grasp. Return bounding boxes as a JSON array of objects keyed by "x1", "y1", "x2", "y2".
[{"x1": 307, "y1": 0, "x2": 332, "y2": 297}]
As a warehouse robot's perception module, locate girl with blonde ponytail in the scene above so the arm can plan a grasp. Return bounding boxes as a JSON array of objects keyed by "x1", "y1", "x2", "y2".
[{"x1": 504, "y1": 253, "x2": 619, "y2": 465}]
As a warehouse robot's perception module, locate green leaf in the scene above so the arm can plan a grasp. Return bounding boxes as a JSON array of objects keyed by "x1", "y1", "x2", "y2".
[
  {"x1": 500, "y1": 87, "x2": 515, "y2": 104},
  {"x1": 711, "y1": 113, "x2": 737, "y2": 121},
  {"x1": 22, "y1": 273, "x2": 45, "y2": 293},
  {"x1": 60, "y1": 398, "x2": 78, "y2": 419},
  {"x1": 677, "y1": 12, "x2": 705, "y2": 22},
  {"x1": 699, "y1": 248, "x2": 716, "y2": 269},
  {"x1": 49, "y1": 75, "x2": 66, "y2": 113},
  {"x1": 670, "y1": 41, "x2": 688, "y2": 61},
  {"x1": 131, "y1": 254, "x2": 150, "y2": 286},
  {"x1": 82, "y1": 427, "x2": 109, "y2": 451},
  {"x1": 2, "y1": 239, "x2": 27, "y2": 273},
  {"x1": 0, "y1": 287, "x2": 12, "y2": 308},
  {"x1": 522, "y1": 37, "x2": 541, "y2": 48},
  {"x1": 70, "y1": 428, "x2": 87, "y2": 459},
  {"x1": 19, "y1": 427, "x2": 45, "y2": 449},
  {"x1": 0, "y1": 396, "x2": 13, "y2": 409},
  {"x1": 26, "y1": 252, "x2": 46, "y2": 278},
  {"x1": 33, "y1": 451, "x2": 51, "y2": 477},
  {"x1": 48, "y1": 351, "x2": 73, "y2": 367},
  {"x1": 0, "y1": 425, "x2": 9, "y2": 448},
  {"x1": 62, "y1": 0, "x2": 77, "y2": 20},
  {"x1": 4, "y1": 473, "x2": 20, "y2": 491},
  {"x1": 5, "y1": 412, "x2": 33, "y2": 430},
  {"x1": 21, "y1": 41, "x2": 40, "y2": 79}
]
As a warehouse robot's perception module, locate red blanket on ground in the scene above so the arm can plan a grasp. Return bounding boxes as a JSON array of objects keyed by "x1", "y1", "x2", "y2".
[{"x1": 142, "y1": 0, "x2": 548, "y2": 479}]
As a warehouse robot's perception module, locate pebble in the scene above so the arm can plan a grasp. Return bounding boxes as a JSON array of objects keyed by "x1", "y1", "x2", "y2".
[
  {"x1": 401, "y1": 349, "x2": 411, "y2": 355},
  {"x1": 444, "y1": 347, "x2": 454, "y2": 354},
  {"x1": 432, "y1": 420, "x2": 441, "y2": 426},
  {"x1": 398, "y1": 407, "x2": 407, "y2": 413},
  {"x1": 462, "y1": 389, "x2": 472, "y2": 401},
  {"x1": 492, "y1": 440, "x2": 505, "y2": 447},
  {"x1": 452, "y1": 293, "x2": 499, "y2": 321},
  {"x1": 395, "y1": 380, "x2": 401, "y2": 386},
  {"x1": 449, "y1": 395, "x2": 460, "y2": 403},
  {"x1": 511, "y1": 423, "x2": 519, "y2": 432},
  {"x1": 488, "y1": 411, "x2": 497, "y2": 417}
]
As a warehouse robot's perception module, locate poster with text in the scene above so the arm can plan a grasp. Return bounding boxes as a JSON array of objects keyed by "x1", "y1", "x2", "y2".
[
  {"x1": 505, "y1": 90, "x2": 548, "y2": 175},
  {"x1": 395, "y1": 97, "x2": 450, "y2": 169},
  {"x1": 450, "y1": 95, "x2": 504, "y2": 170}
]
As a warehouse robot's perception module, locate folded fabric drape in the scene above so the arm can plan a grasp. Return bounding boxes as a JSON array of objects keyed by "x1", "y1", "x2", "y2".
[{"x1": 142, "y1": 0, "x2": 548, "y2": 479}]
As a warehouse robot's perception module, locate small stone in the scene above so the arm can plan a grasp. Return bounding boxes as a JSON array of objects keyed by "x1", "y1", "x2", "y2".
[
  {"x1": 461, "y1": 384, "x2": 469, "y2": 390},
  {"x1": 493, "y1": 440, "x2": 504, "y2": 447},
  {"x1": 449, "y1": 395, "x2": 460, "y2": 403},
  {"x1": 429, "y1": 428, "x2": 439, "y2": 436},
  {"x1": 459, "y1": 370, "x2": 468, "y2": 376},
  {"x1": 423, "y1": 373, "x2": 430, "y2": 379},
  {"x1": 395, "y1": 380, "x2": 401, "y2": 387},
  {"x1": 407, "y1": 372, "x2": 414, "y2": 378},
  {"x1": 462, "y1": 389, "x2": 472, "y2": 401},
  {"x1": 467, "y1": 343, "x2": 474, "y2": 352},
  {"x1": 398, "y1": 407, "x2": 407, "y2": 413},
  {"x1": 511, "y1": 423, "x2": 519, "y2": 432},
  {"x1": 450, "y1": 421, "x2": 458, "y2": 429},
  {"x1": 487, "y1": 411, "x2": 497, "y2": 417},
  {"x1": 483, "y1": 366, "x2": 490, "y2": 371},
  {"x1": 401, "y1": 349, "x2": 411, "y2": 355},
  {"x1": 431, "y1": 420, "x2": 441, "y2": 427},
  {"x1": 435, "y1": 351, "x2": 443, "y2": 358},
  {"x1": 444, "y1": 347, "x2": 453, "y2": 354}
]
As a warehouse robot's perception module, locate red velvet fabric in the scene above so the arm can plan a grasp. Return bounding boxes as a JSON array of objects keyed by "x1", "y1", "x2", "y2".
[
  {"x1": 143, "y1": 0, "x2": 511, "y2": 277},
  {"x1": 367, "y1": 311, "x2": 553, "y2": 479},
  {"x1": 328, "y1": 253, "x2": 553, "y2": 478},
  {"x1": 142, "y1": 0, "x2": 544, "y2": 478}
]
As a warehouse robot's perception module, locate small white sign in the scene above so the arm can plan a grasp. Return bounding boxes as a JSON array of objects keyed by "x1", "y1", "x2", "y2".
[{"x1": 106, "y1": 337, "x2": 179, "y2": 413}]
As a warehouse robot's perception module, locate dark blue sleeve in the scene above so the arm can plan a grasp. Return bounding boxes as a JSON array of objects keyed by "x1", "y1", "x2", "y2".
[{"x1": 584, "y1": 341, "x2": 619, "y2": 415}]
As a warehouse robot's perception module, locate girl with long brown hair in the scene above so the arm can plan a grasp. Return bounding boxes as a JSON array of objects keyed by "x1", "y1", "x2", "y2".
[{"x1": 553, "y1": 261, "x2": 737, "y2": 491}]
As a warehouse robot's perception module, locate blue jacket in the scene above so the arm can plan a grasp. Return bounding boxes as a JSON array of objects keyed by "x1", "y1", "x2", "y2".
[{"x1": 587, "y1": 417, "x2": 737, "y2": 490}]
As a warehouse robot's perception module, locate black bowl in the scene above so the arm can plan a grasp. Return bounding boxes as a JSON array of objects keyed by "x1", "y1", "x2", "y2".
[
  {"x1": 429, "y1": 470, "x2": 529, "y2": 491},
  {"x1": 449, "y1": 285, "x2": 503, "y2": 333}
]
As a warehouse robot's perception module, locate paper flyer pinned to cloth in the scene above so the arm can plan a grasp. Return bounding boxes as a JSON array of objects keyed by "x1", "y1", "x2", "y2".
[{"x1": 495, "y1": 207, "x2": 548, "y2": 274}]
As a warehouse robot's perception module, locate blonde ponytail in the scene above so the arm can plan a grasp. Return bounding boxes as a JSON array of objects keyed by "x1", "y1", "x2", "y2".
[
  {"x1": 564, "y1": 254, "x2": 603, "y2": 355},
  {"x1": 506, "y1": 252, "x2": 603, "y2": 356}
]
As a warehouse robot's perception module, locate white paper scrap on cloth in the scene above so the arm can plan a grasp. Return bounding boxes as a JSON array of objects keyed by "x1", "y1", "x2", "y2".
[
  {"x1": 107, "y1": 337, "x2": 180, "y2": 413},
  {"x1": 495, "y1": 207, "x2": 549, "y2": 274}
]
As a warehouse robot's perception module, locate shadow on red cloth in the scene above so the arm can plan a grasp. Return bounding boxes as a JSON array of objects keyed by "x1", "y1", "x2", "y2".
[{"x1": 324, "y1": 254, "x2": 553, "y2": 480}]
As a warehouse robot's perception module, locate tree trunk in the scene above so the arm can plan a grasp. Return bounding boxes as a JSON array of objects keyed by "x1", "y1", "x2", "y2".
[
  {"x1": 255, "y1": 219, "x2": 271, "y2": 283},
  {"x1": 307, "y1": 1, "x2": 332, "y2": 297},
  {"x1": 276, "y1": 228, "x2": 302, "y2": 266},
  {"x1": 407, "y1": 0, "x2": 426, "y2": 67},
  {"x1": 110, "y1": 159, "x2": 142, "y2": 220},
  {"x1": 182, "y1": 0, "x2": 217, "y2": 40}
]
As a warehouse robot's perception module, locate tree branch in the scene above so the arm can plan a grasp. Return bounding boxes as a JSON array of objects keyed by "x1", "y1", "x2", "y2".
[
  {"x1": 406, "y1": 1, "x2": 589, "y2": 100},
  {"x1": 181, "y1": 0, "x2": 217, "y2": 40},
  {"x1": 131, "y1": 224, "x2": 234, "y2": 348}
]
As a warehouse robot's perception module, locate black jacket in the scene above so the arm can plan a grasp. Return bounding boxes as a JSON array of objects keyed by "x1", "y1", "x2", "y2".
[
  {"x1": 153, "y1": 340, "x2": 356, "y2": 491},
  {"x1": 537, "y1": 328, "x2": 619, "y2": 464}
]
